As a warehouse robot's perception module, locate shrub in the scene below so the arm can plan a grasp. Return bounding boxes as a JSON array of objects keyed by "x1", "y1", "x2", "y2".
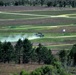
[{"x1": 20, "y1": 70, "x2": 29, "y2": 75}]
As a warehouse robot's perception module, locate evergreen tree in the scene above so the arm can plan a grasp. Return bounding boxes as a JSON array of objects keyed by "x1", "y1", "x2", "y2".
[
  {"x1": 2, "y1": 42, "x2": 14, "y2": 63},
  {"x1": 71, "y1": 1, "x2": 76, "y2": 8},
  {"x1": 0, "y1": 1, "x2": 4, "y2": 6},
  {"x1": 43, "y1": 49, "x2": 53, "y2": 64},
  {"x1": 40, "y1": 0, "x2": 44, "y2": 6},
  {"x1": 22, "y1": 0, "x2": 25, "y2": 5},
  {"x1": 14, "y1": 1, "x2": 19, "y2": 6},
  {"x1": 36, "y1": 44, "x2": 53, "y2": 64},
  {"x1": 69, "y1": 44, "x2": 76, "y2": 65},
  {"x1": 63, "y1": 1, "x2": 66, "y2": 7},
  {"x1": 59, "y1": 1, "x2": 63, "y2": 7},
  {"x1": 36, "y1": 43, "x2": 43, "y2": 64},
  {"x1": 30, "y1": 48, "x2": 38, "y2": 63},
  {"x1": 59, "y1": 50, "x2": 68, "y2": 67},
  {"x1": 7, "y1": 42, "x2": 14, "y2": 63},
  {"x1": 53, "y1": 1, "x2": 57, "y2": 7},
  {"x1": 47, "y1": 1, "x2": 52, "y2": 7},
  {"x1": 23, "y1": 39, "x2": 32, "y2": 63},
  {"x1": 15, "y1": 39, "x2": 23, "y2": 64}
]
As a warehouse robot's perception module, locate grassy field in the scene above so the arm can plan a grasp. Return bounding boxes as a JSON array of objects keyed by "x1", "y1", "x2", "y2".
[
  {"x1": 14, "y1": 10, "x2": 76, "y2": 16},
  {"x1": 0, "y1": 6, "x2": 76, "y2": 75},
  {"x1": 0, "y1": 6, "x2": 76, "y2": 50},
  {"x1": 0, "y1": 13, "x2": 42, "y2": 19}
]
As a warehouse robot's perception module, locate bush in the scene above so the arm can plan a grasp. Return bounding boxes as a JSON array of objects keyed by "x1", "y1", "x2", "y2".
[
  {"x1": 19, "y1": 64, "x2": 72, "y2": 75},
  {"x1": 13, "y1": 73, "x2": 18, "y2": 75},
  {"x1": 20, "y1": 70, "x2": 29, "y2": 75}
]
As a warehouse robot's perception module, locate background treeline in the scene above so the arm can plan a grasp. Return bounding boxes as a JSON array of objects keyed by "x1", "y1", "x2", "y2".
[
  {"x1": 0, "y1": 0, "x2": 76, "y2": 7},
  {"x1": 0, "y1": 38, "x2": 76, "y2": 67}
]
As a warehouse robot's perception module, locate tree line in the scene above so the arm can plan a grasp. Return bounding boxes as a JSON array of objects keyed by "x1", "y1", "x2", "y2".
[
  {"x1": 0, "y1": 39, "x2": 53, "y2": 64},
  {"x1": 0, "y1": 0, "x2": 76, "y2": 8},
  {"x1": 0, "y1": 38, "x2": 76, "y2": 66}
]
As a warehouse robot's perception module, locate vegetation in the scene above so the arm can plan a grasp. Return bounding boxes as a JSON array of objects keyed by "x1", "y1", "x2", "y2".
[
  {"x1": 0, "y1": 0, "x2": 76, "y2": 8},
  {"x1": 15, "y1": 39, "x2": 23, "y2": 64},
  {"x1": 58, "y1": 50, "x2": 69, "y2": 67},
  {"x1": 0, "y1": 41, "x2": 14, "y2": 63},
  {"x1": 0, "y1": 11, "x2": 75, "y2": 50},
  {"x1": 23, "y1": 39, "x2": 32, "y2": 63},
  {"x1": 0, "y1": 38, "x2": 76, "y2": 75},
  {"x1": 69, "y1": 44, "x2": 76, "y2": 66},
  {"x1": 16, "y1": 63, "x2": 73, "y2": 75},
  {"x1": 0, "y1": 3, "x2": 76, "y2": 75},
  {"x1": 36, "y1": 43, "x2": 53, "y2": 64},
  {"x1": 0, "y1": 39, "x2": 53, "y2": 64},
  {"x1": 0, "y1": 39, "x2": 76, "y2": 67}
]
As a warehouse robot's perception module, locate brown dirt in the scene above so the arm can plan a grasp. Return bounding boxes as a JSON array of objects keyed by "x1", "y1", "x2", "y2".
[
  {"x1": 0, "y1": 63, "x2": 44, "y2": 75},
  {"x1": 0, "y1": 6, "x2": 47, "y2": 12},
  {"x1": 45, "y1": 26, "x2": 76, "y2": 33},
  {"x1": 0, "y1": 18, "x2": 76, "y2": 26},
  {"x1": 0, "y1": 6, "x2": 76, "y2": 12}
]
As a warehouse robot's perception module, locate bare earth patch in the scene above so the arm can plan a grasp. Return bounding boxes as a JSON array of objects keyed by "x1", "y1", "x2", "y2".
[{"x1": 0, "y1": 63, "x2": 44, "y2": 75}]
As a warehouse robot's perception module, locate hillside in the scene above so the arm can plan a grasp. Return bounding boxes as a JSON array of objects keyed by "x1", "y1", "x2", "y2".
[{"x1": 0, "y1": 5, "x2": 76, "y2": 75}]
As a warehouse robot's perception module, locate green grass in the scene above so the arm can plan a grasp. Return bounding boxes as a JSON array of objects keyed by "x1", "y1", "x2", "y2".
[
  {"x1": 31, "y1": 37, "x2": 76, "y2": 43},
  {"x1": 46, "y1": 44, "x2": 73, "y2": 50},
  {"x1": 0, "y1": 11, "x2": 76, "y2": 26},
  {"x1": 44, "y1": 33, "x2": 76, "y2": 37},
  {"x1": 0, "y1": 9, "x2": 76, "y2": 50},
  {"x1": 33, "y1": 43, "x2": 73, "y2": 50},
  {"x1": 30, "y1": 23, "x2": 76, "y2": 26},
  {"x1": 14, "y1": 10, "x2": 76, "y2": 15},
  {"x1": 0, "y1": 25, "x2": 57, "y2": 31},
  {"x1": 69, "y1": 15, "x2": 76, "y2": 17},
  {"x1": 0, "y1": 13, "x2": 43, "y2": 19},
  {"x1": 0, "y1": 25, "x2": 75, "y2": 34},
  {"x1": 0, "y1": 24, "x2": 76, "y2": 34}
]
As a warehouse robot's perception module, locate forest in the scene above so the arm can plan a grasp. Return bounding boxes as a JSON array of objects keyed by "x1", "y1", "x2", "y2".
[{"x1": 0, "y1": 0, "x2": 76, "y2": 8}]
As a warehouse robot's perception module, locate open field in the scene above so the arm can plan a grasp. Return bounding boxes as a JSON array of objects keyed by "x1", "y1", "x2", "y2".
[
  {"x1": 0, "y1": 6, "x2": 76, "y2": 50},
  {"x1": 14, "y1": 10, "x2": 76, "y2": 16},
  {"x1": 0, "y1": 6, "x2": 76, "y2": 75}
]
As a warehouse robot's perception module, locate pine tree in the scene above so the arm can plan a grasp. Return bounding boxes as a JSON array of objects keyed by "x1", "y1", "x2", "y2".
[
  {"x1": 30, "y1": 48, "x2": 38, "y2": 63},
  {"x1": 69, "y1": 44, "x2": 76, "y2": 65},
  {"x1": 23, "y1": 39, "x2": 32, "y2": 63},
  {"x1": 40, "y1": 0, "x2": 44, "y2": 6},
  {"x1": 15, "y1": 39, "x2": 23, "y2": 64},
  {"x1": 2, "y1": 42, "x2": 14, "y2": 63},
  {"x1": 59, "y1": 50, "x2": 68, "y2": 67},
  {"x1": 36, "y1": 43, "x2": 53, "y2": 64}
]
